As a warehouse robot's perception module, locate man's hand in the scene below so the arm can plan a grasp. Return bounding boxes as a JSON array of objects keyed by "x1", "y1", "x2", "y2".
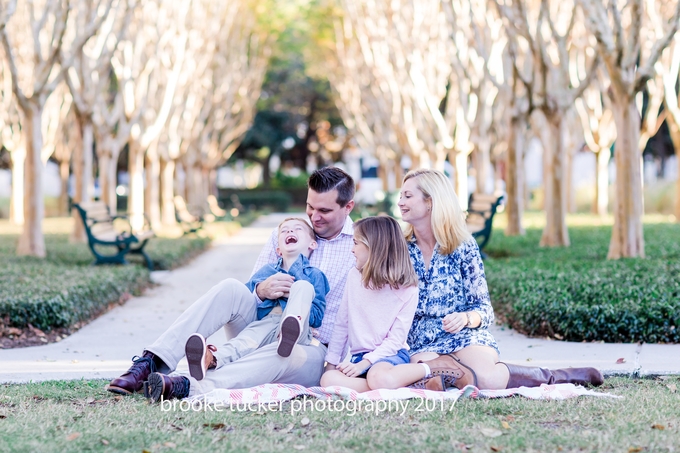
[
  {"x1": 337, "y1": 359, "x2": 371, "y2": 378},
  {"x1": 256, "y1": 273, "x2": 295, "y2": 300}
]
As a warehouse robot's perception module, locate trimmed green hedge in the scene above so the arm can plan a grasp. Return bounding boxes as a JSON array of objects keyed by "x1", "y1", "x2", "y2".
[
  {"x1": 0, "y1": 234, "x2": 211, "y2": 330},
  {"x1": 485, "y1": 220, "x2": 680, "y2": 344}
]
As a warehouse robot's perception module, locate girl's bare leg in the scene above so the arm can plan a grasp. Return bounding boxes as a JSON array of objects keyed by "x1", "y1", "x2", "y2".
[
  {"x1": 365, "y1": 362, "x2": 428, "y2": 390},
  {"x1": 320, "y1": 370, "x2": 370, "y2": 392}
]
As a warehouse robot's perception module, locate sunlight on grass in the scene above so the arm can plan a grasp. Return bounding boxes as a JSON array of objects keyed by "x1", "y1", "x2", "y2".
[{"x1": 492, "y1": 210, "x2": 677, "y2": 231}]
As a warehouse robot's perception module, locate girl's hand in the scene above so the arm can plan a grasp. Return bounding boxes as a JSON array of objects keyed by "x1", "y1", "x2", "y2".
[
  {"x1": 337, "y1": 359, "x2": 371, "y2": 377},
  {"x1": 442, "y1": 312, "x2": 467, "y2": 334}
]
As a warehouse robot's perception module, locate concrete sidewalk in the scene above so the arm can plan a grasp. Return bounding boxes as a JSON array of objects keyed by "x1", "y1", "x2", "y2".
[{"x1": 1, "y1": 213, "x2": 678, "y2": 384}]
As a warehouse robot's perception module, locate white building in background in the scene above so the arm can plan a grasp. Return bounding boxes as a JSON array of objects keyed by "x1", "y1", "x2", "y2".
[
  {"x1": 0, "y1": 161, "x2": 61, "y2": 198},
  {"x1": 216, "y1": 160, "x2": 263, "y2": 189}
]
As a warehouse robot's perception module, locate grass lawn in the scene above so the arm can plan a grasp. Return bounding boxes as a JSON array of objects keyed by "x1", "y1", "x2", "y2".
[{"x1": 0, "y1": 377, "x2": 678, "y2": 452}]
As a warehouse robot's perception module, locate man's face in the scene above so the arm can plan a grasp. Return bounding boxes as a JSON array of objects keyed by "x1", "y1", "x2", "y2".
[
  {"x1": 306, "y1": 189, "x2": 354, "y2": 240},
  {"x1": 276, "y1": 219, "x2": 317, "y2": 258}
]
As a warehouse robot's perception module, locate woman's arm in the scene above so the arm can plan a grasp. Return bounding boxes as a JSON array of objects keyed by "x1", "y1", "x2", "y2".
[{"x1": 459, "y1": 240, "x2": 494, "y2": 329}]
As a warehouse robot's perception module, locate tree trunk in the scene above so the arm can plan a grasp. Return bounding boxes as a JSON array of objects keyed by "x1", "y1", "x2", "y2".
[
  {"x1": 145, "y1": 149, "x2": 161, "y2": 230},
  {"x1": 16, "y1": 103, "x2": 45, "y2": 257},
  {"x1": 474, "y1": 141, "x2": 492, "y2": 195},
  {"x1": 59, "y1": 159, "x2": 70, "y2": 216},
  {"x1": 160, "y1": 158, "x2": 176, "y2": 226},
  {"x1": 592, "y1": 148, "x2": 611, "y2": 216},
  {"x1": 128, "y1": 140, "x2": 146, "y2": 231},
  {"x1": 607, "y1": 94, "x2": 645, "y2": 258},
  {"x1": 505, "y1": 114, "x2": 525, "y2": 236},
  {"x1": 539, "y1": 113, "x2": 570, "y2": 247},
  {"x1": 9, "y1": 148, "x2": 25, "y2": 225},
  {"x1": 98, "y1": 152, "x2": 114, "y2": 213},
  {"x1": 70, "y1": 116, "x2": 93, "y2": 243},
  {"x1": 448, "y1": 150, "x2": 469, "y2": 210},
  {"x1": 666, "y1": 113, "x2": 680, "y2": 222}
]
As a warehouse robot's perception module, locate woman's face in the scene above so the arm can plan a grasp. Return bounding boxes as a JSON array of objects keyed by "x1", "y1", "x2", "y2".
[
  {"x1": 398, "y1": 178, "x2": 431, "y2": 226},
  {"x1": 352, "y1": 237, "x2": 369, "y2": 271}
]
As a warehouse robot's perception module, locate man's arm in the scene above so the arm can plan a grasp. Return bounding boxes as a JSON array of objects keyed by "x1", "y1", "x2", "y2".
[{"x1": 251, "y1": 229, "x2": 294, "y2": 301}]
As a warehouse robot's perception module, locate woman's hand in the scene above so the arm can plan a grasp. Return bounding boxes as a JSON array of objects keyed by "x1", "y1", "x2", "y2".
[
  {"x1": 337, "y1": 359, "x2": 371, "y2": 377},
  {"x1": 442, "y1": 312, "x2": 468, "y2": 334}
]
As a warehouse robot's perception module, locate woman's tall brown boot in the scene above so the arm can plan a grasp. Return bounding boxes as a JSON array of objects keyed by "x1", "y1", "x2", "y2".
[{"x1": 502, "y1": 363, "x2": 604, "y2": 388}]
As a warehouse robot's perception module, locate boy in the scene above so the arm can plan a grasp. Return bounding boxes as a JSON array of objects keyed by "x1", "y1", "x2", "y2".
[{"x1": 145, "y1": 218, "x2": 329, "y2": 401}]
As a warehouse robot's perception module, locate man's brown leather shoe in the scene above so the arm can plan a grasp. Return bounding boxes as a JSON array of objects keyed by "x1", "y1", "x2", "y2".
[
  {"x1": 106, "y1": 352, "x2": 157, "y2": 395},
  {"x1": 146, "y1": 373, "x2": 190, "y2": 402},
  {"x1": 421, "y1": 354, "x2": 478, "y2": 389}
]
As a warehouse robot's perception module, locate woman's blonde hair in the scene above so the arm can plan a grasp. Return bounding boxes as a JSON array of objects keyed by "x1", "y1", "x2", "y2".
[
  {"x1": 353, "y1": 216, "x2": 417, "y2": 290},
  {"x1": 402, "y1": 169, "x2": 472, "y2": 255}
]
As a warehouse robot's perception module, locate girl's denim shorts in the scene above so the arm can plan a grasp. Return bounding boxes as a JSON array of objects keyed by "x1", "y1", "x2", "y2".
[{"x1": 349, "y1": 348, "x2": 410, "y2": 378}]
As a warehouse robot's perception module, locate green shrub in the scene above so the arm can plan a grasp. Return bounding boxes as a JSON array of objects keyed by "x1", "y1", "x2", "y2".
[
  {"x1": 0, "y1": 233, "x2": 212, "y2": 330},
  {"x1": 485, "y1": 220, "x2": 680, "y2": 343},
  {"x1": 218, "y1": 189, "x2": 294, "y2": 212}
]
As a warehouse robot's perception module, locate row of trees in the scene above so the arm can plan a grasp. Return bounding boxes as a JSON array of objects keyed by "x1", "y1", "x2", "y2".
[
  {"x1": 323, "y1": 0, "x2": 680, "y2": 259},
  {"x1": 0, "y1": 0, "x2": 270, "y2": 257}
]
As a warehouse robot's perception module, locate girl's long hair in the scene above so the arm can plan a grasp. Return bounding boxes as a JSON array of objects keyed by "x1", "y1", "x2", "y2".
[
  {"x1": 354, "y1": 216, "x2": 417, "y2": 290},
  {"x1": 402, "y1": 169, "x2": 472, "y2": 255}
]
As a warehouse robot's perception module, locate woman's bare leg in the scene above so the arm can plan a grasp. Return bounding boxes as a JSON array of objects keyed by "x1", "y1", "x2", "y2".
[{"x1": 452, "y1": 345, "x2": 509, "y2": 389}]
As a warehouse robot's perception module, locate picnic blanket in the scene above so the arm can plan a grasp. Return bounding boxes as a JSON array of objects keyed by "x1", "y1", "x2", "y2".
[{"x1": 184, "y1": 383, "x2": 620, "y2": 411}]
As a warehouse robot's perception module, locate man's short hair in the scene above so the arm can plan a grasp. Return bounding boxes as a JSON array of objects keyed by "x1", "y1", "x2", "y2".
[{"x1": 307, "y1": 166, "x2": 355, "y2": 207}]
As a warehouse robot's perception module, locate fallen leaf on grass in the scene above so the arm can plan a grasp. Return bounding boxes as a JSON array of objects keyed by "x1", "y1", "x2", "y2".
[
  {"x1": 501, "y1": 421, "x2": 511, "y2": 430},
  {"x1": 293, "y1": 445, "x2": 306, "y2": 450},
  {"x1": 490, "y1": 446, "x2": 502, "y2": 452},
  {"x1": 164, "y1": 442, "x2": 176, "y2": 448},
  {"x1": 300, "y1": 417, "x2": 310, "y2": 427},
  {"x1": 667, "y1": 384, "x2": 677, "y2": 393},
  {"x1": 203, "y1": 423, "x2": 225, "y2": 430},
  {"x1": 616, "y1": 358, "x2": 626, "y2": 364},
  {"x1": 651, "y1": 424, "x2": 665, "y2": 430},
  {"x1": 480, "y1": 428, "x2": 503, "y2": 438},
  {"x1": 66, "y1": 433, "x2": 81, "y2": 441},
  {"x1": 628, "y1": 448, "x2": 642, "y2": 453},
  {"x1": 101, "y1": 439, "x2": 109, "y2": 445}
]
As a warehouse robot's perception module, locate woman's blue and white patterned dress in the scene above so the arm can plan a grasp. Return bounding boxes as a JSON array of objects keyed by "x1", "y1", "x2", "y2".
[{"x1": 406, "y1": 237, "x2": 500, "y2": 355}]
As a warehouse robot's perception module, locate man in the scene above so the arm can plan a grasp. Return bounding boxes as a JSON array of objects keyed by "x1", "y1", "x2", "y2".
[{"x1": 107, "y1": 166, "x2": 356, "y2": 398}]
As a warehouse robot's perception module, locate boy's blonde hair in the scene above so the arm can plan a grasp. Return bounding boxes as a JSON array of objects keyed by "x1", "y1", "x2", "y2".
[
  {"x1": 278, "y1": 217, "x2": 316, "y2": 240},
  {"x1": 353, "y1": 216, "x2": 417, "y2": 290},
  {"x1": 402, "y1": 169, "x2": 472, "y2": 255}
]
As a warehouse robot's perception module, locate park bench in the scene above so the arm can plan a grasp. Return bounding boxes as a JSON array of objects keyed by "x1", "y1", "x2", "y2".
[
  {"x1": 465, "y1": 193, "x2": 504, "y2": 259},
  {"x1": 73, "y1": 201, "x2": 155, "y2": 270},
  {"x1": 173, "y1": 195, "x2": 205, "y2": 235}
]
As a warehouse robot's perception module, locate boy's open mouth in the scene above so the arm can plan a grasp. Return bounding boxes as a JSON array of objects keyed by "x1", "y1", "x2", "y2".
[{"x1": 285, "y1": 235, "x2": 298, "y2": 244}]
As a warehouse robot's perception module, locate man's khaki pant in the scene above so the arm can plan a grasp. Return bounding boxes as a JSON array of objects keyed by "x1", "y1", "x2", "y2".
[{"x1": 146, "y1": 278, "x2": 326, "y2": 396}]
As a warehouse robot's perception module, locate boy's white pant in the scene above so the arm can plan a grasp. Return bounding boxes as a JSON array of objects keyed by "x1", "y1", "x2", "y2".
[{"x1": 145, "y1": 278, "x2": 326, "y2": 396}]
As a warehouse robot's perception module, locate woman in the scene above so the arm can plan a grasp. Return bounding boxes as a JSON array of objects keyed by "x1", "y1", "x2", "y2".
[{"x1": 398, "y1": 168, "x2": 603, "y2": 390}]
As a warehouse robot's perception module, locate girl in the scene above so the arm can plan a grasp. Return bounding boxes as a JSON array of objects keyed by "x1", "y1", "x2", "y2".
[{"x1": 321, "y1": 216, "x2": 444, "y2": 392}]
